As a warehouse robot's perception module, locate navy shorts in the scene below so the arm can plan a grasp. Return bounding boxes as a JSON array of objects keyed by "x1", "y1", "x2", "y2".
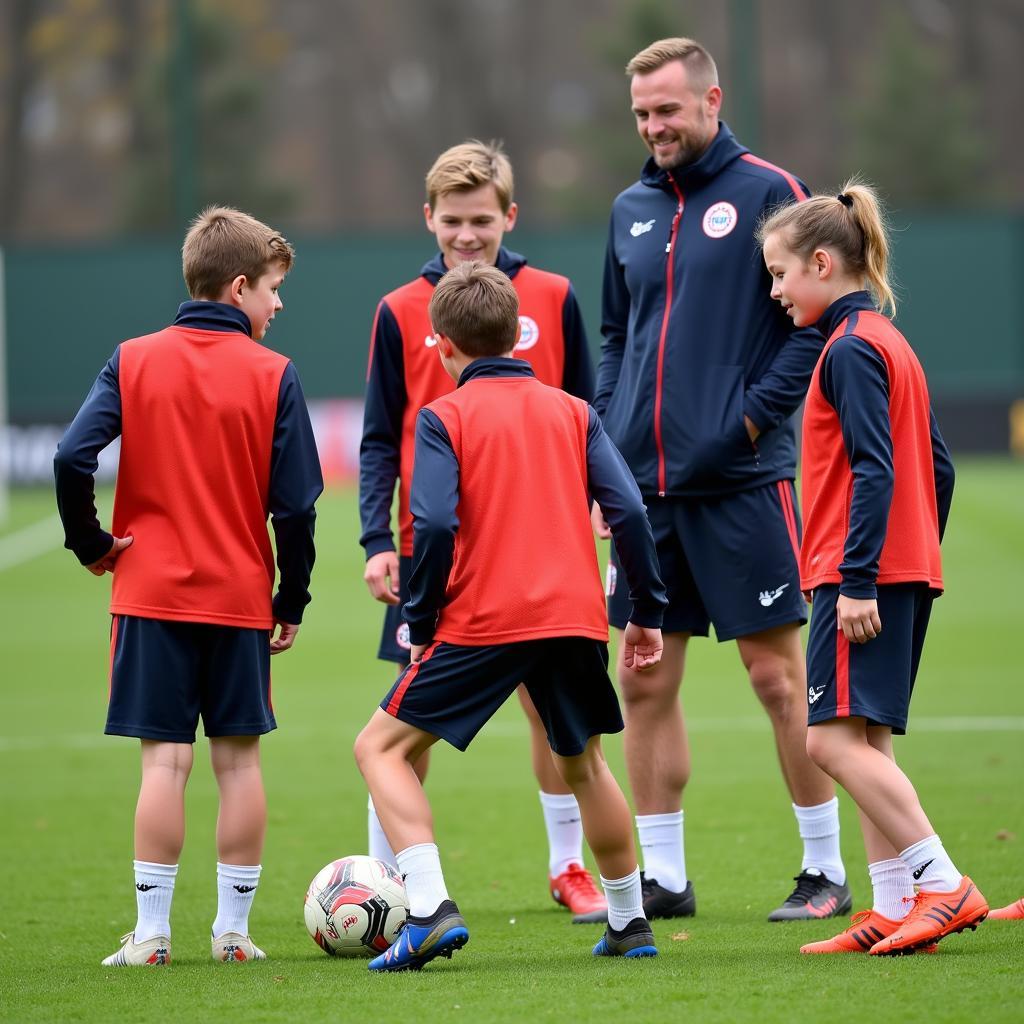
[
  {"x1": 377, "y1": 555, "x2": 413, "y2": 664},
  {"x1": 607, "y1": 481, "x2": 807, "y2": 641},
  {"x1": 380, "y1": 637, "x2": 623, "y2": 756},
  {"x1": 805, "y1": 584, "x2": 934, "y2": 735},
  {"x1": 106, "y1": 615, "x2": 275, "y2": 743}
]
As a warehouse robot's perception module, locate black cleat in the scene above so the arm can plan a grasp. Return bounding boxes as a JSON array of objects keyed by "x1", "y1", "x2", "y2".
[
  {"x1": 768, "y1": 868, "x2": 852, "y2": 922},
  {"x1": 593, "y1": 916, "x2": 658, "y2": 957},
  {"x1": 641, "y1": 873, "x2": 696, "y2": 919}
]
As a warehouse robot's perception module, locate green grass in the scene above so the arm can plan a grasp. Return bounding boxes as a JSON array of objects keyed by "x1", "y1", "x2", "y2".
[{"x1": 1, "y1": 462, "x2": 1022, "y2": 1023}]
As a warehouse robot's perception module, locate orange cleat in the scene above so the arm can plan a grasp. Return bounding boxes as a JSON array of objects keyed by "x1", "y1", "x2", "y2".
[
  {"x1": 870, "y1": 876, "x2": 988, "y2": 955},
  {"x1": 550, "y1": 862, "x2": 608, "y2": 924},
  {"x1": 800, "y1": 909, "x2": 937, "y2": 954},
  {"x1": 988, "y1": 897, "x2": 1024, "y2": 920}
]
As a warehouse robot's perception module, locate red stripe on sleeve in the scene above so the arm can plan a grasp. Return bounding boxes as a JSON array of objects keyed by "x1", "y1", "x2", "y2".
[
  {"x1": 385, "y1": 642, "x2": 439, "y2": 716},
  {"x1": 777, "y1": 481, "x2": 800, "y2": 560},
  {"x1": 835, "y1": 629, "x2": 850, "y2": 718},
  {"x1": 740, "y1": 154, "x2": 807, "y2": 201}
]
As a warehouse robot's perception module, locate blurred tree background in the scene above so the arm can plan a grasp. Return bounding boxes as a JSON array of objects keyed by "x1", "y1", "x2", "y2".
[{"x1": 1, "y1": 0, "x2": 1020, "y2": 242}]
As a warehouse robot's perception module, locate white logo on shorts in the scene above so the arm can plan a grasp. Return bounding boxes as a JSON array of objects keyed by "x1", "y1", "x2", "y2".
[
  {"x1": 702, "y1": 201, "x2": 738, "y2": 238},
  {"x1": 515, "y1": 315, "x2": 540, "y2": 351},
  {"x1": 396, "y1": 622, "x2": 411, "y2": 650},
  {"x1": 759, "y1": 583, "x2": 790, "y2": 607},
  {"x1": 630, "y1": 219, "x2": 656, "y2": 237},
  {"x1": 605, "y1": 562, "x2": 618, "y2": 597},
  {"x1": 808, "y1": 685, "x2": 827, "y2": 705}
]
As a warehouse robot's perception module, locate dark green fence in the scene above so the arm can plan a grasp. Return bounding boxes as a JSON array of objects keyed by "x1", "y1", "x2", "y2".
[{"x1": 6, "y1": 217, "x2": 1023, "y2": 448}]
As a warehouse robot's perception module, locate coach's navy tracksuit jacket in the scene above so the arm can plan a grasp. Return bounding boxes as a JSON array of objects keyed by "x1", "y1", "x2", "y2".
[{"x1": 597, "y1": 121, "x2": 823, "y2": 498}]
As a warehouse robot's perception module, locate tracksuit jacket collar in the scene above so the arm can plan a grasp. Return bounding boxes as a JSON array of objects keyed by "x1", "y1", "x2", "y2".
[
  {"x1": 457, "y1": 357, "x2": 535, "y2": 387},
  {"x1": 816, "y1": 291, "x2": 877, "y2": 340},
  {"x1": 421, "y1": 247, "x2": 528, "y2": 286},
  {"x1": 639, "y1": 120, "x2": 748, "y2": 194},
  {"x1": 173, "y1": 300, "x2": 253, "y2": 338}
]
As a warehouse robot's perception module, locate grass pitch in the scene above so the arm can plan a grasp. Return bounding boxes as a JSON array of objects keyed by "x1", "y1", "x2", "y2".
[{"x1": 1, "y1": 462, "x2": 1022, "y2": 1023}]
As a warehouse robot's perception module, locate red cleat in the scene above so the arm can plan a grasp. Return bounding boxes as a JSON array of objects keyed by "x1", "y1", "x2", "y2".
[
  {"x1": 800, "y1": 908, "x2": 937, "y2": 954},
  {"x1": 870, "y1": 876, "x2": 988, "y2": 955},
  {"x1": 550, "y1": 863, "x2": 608, "y2": 924},
  {"x1": 988, "y1": 897, "x2": 1024, "y2": 920}
]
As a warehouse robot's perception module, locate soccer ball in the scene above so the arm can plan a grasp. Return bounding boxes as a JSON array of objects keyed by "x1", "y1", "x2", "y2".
[{"x1": 303, "y1": 855, "x2": 409, "y2": 957}]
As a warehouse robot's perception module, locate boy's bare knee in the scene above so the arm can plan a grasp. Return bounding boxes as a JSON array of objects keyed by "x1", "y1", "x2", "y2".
[
  {"x1": 805, "y1": 727, "x2": 835, "y2": 773},
  {"x1": 352, "y1": 726, "x2": 378, "y2": 776}
]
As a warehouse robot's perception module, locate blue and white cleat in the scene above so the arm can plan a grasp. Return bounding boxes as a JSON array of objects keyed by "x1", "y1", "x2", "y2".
[
  {"x1": 592, "y1": 917, "x2": 658, "y2": 958},
  {"x1": 368, "y1": 899, "x2": 469, "y2": 972}
]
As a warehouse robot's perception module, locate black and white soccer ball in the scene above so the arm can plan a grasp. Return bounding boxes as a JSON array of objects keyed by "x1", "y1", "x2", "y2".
[{"x1": 303, "y1": 855, "x2": 409, "y2": 956}]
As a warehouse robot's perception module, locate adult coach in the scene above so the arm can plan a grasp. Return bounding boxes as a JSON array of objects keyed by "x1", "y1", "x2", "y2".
[{"x1": 594, "y1": 37, "x2": 849, "y2": 921}]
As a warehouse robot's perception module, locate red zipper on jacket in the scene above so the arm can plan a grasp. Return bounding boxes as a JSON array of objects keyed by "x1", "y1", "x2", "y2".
[{"x1": 653, "y1": 179, "x2": 684, "y2": 496}]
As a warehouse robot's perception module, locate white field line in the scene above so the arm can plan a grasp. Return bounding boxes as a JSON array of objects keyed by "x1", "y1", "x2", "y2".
[
  {"x1": 2, "y1": 716, "x2": 1023, "y2": 753},
  {"x1": 0, "y1": 514, "x2": 63, "y2": 572}
]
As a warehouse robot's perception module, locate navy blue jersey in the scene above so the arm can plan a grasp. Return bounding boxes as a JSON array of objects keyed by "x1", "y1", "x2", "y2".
[{"x1": 597, "y1": 122, "x2": 822, "y2": 497}]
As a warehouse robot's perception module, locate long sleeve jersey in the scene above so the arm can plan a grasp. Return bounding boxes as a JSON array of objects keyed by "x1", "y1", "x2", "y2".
[
  {"x1": 359, "y1": 248, "x2": 594, "y2": 560},
  {"x1": 54, "y1": 301, "x2": 323, "y2": 627},
  {"x1": 402, "y1": 359, "x2": 666, "y2": 647},
  {"x1": 800, "y1": 292, "x2": 954, "y2": 598},
  {"x1": 598, "y1": 122, "x2": 823, "y2": 497}
]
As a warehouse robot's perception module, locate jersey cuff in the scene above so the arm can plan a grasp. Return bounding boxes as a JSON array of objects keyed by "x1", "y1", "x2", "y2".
[{"x1": 73, "y1": 530, "x2": 115, "y2": 567}]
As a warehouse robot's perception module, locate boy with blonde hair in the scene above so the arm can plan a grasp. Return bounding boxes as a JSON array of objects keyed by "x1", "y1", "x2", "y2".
[
  {"x1": 359, "y1": 141, "x2": 607, "y2": 922},
  {"x1": 55, "y1": 205, "x2": 323, "y2": 966},
  {"x1": 355, "y1": 261, "x2": 667, "y2": 970}
]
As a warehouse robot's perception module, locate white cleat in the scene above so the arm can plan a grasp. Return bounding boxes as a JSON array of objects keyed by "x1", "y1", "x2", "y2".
[
  {"x1": 101, "y1": 931, "x2": 171, "y2": 966},
  {"x1": 212, "y1": 931, "x2": 266, "y2": 962}
]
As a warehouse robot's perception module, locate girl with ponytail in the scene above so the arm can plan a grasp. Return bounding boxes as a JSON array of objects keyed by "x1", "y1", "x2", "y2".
[{"x1": 757, "y1": 182, "x2": 988, "y2": 956}]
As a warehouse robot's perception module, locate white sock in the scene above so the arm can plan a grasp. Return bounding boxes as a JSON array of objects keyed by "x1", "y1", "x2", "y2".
[
  {"x1": 396, "y1": 842, "x2": 449, "y2": 918},
  {"x1": 212, "y1": 863, "x2": 261, "y2": 937},
  {"x1": 600, "y1": 867, "x2": 645, "y2": 932},
  {"x1": 899, "y1": 835, "x2": 960, "y2": 893},
  {"x1": 539, "y1": 791, "x2": 584, "y2": 877},
  {"x1": 869, "y1": 857, "x2": 914, "y2": 920},
  {"x1": 133, "y1": 860, "x2": 177, "y2": 942},
  {"x1": 368, "y1": 796, "x2": 398, "y2": 869},
  {"x1": 636, "y1": 811, "x2": 686, "y2": 893},
  {"x1": 793, "y1": 798, "x2": 846, "y2": 885}
]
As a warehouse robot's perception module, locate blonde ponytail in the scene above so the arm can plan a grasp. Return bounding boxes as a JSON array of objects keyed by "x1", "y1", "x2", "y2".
[{"x1": 757, "y1": 176, "x2": 896, "y2": 316}]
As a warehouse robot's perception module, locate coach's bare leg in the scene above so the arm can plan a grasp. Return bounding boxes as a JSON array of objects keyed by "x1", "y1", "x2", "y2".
[
  {"x1": 518, "y1": 684, "x2": 572, "y2": 794},
  {"x1": 355, "y1": 709, "x2": 440, "y2": 852},
  {"x1": 617, "y1": 631, "x2": 690, "y2": 812},
  {"x1": 736, "y1": 622, "x2": 834, "y2": 806},
  {"x1": 135, "y1": 740, "x2": 194, "y2": 864},
  {"x1": 210, "y1": 736, "x2": 266, "y2": 865}
]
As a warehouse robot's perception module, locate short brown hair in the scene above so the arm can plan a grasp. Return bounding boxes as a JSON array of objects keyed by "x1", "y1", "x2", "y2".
[
  {"x1": 182, "y1": 206, "x2": 295, "y2": 299},
  {"x1": 425, "y1": 140, "x2": 514, "y2": 213},
  {"x1": 626, "y1": 37, "x2": 719, "y2": 93},
  {"x1": 428, "y1": 261, "x2": 519, "y2": 358}
]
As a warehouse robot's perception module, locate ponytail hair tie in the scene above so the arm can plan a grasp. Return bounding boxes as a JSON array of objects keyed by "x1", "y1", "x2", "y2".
[{"x1": 837, "y1": 192, "x2": 854, "y2": 208}]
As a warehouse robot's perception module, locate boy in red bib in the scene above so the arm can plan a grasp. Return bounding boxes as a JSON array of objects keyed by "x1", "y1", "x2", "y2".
[
  {"x1": 354, "y1": 261, "x2": 667, "y2": 970},
  {"x1": 359, "y1": 141, "x2": 606, "y2": 922},
  {"x1": 55, "y1": 207, "x2": 322, "y2": 966},
  {"x1": 759, "y1": 181, "x2": 987, "y2": 955}
]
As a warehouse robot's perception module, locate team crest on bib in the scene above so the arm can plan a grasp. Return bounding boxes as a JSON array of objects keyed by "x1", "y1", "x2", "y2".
[
  {"x1": 702, "y1": 201, "x2": 738, "y2": 238},
  {"x1": 396, "y1": 622, "x2": 411, "y2": 650},
  {"x1": 515, "y1": 315, "x2": 540, "y2": 351}
]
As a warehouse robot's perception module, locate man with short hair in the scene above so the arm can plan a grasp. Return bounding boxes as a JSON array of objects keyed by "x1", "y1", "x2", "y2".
[{"x1": 594, "y1": 37, "x2": 850, "y2": 922}]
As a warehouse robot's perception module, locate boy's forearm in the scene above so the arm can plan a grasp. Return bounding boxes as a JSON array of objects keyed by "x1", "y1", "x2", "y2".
[
  {"x1": 54, "y1": 351, "x2": 122, "y2": 564},
  {"x1": 271, "y1": 510, "x2": 317, "y2": 623}
]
